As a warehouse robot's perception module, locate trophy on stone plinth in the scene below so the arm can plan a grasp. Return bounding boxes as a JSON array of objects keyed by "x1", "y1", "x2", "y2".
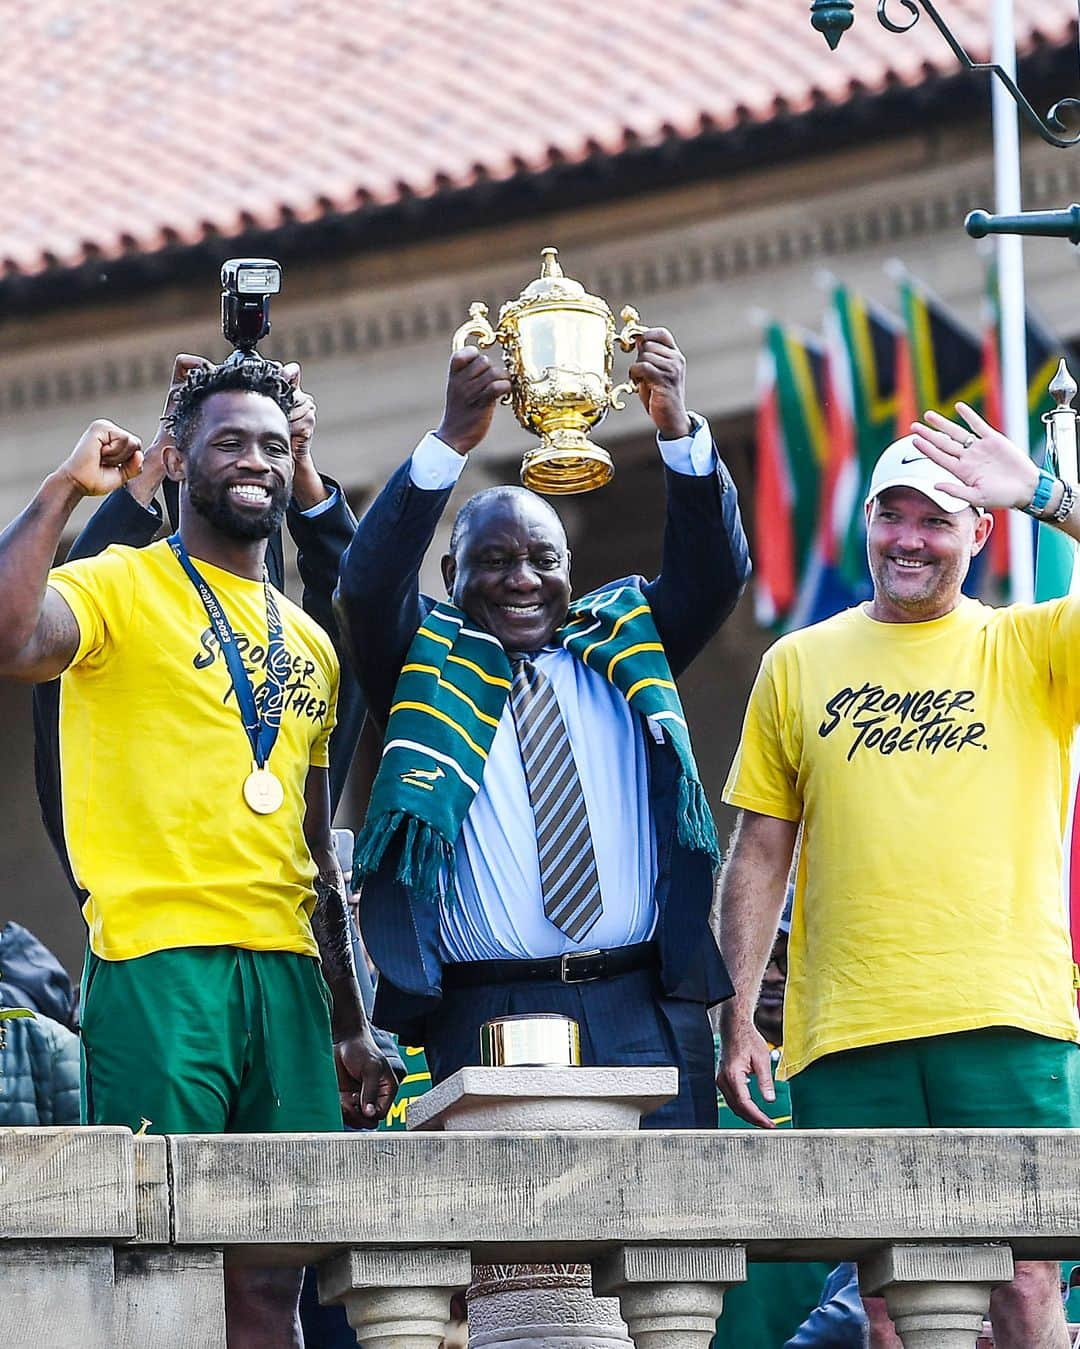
[{"x1": 452, "y1": 247, "x2": 650, "y2": 495}]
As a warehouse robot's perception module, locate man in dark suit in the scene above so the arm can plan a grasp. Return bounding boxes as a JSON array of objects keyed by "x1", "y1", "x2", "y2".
[{"x1": 336, "y1": 328, "x2": 750, "y2": 1127}]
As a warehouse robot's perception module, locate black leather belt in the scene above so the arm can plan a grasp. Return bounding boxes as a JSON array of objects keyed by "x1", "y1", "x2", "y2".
[{"x1": 442, "y1": 940, "x2": 658, "y2": 989}]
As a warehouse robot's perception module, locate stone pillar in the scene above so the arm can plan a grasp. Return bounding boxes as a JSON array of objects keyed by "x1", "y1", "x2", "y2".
[
  {"x1": 593, "y1": 1243, "x2": 746, "y2": 1349},
  {"x1": 407, "y1": 1065, "x2": 680, "y2": 1347},
  {"x1": 860, "y1": 1244, "x2": 1014, "y2": 1349},
  {"x1": 0, "y1": 1242, "x2": 115, "y2": 1349},
  {"x1": 467, "y1": 1262, "x2": 632, "y2": 1349},
  {"x1": 113, "y1": 1249, "x2": 227, "y2": 1348},
  {"x1": 318, "y1": 1247, "x2": 472, "y2": 1349}
]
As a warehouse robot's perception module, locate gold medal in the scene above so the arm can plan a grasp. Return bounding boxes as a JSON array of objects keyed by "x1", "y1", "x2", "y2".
[{"x1": 243, "y1": 766, "x2": 284, "y2": 815}]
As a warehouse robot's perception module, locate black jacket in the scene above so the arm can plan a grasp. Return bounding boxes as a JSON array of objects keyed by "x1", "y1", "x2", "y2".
[{"x1": 335, "y1": 449, "x2": 751, "y2": 1041}]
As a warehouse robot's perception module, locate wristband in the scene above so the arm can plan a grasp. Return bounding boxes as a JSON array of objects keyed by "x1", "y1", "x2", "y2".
[
  {"x1": 1050, "y1": 481, "x2": 1076, "y2": 524},
  {"x1": 1022, "y1": 468, "x2": 1057, "y2": 518}
]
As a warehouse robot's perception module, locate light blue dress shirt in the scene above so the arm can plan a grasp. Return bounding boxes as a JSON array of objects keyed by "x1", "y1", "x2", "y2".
[{"x1": 407, "y1": 416, "x2": 717, "y2": 961}]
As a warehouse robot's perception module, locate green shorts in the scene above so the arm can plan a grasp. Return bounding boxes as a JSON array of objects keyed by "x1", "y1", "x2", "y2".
[
  {"x1": 81, "y1": 946, "x2": 342, "y2": 1134},
  {"x1": 789, "y1": 1027, "x2": 1080, "y2": 1129}
]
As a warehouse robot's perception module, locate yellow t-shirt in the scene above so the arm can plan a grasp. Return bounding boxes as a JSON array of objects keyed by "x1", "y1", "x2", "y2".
[
  {"x1": 48, "y1": 539, "x2": 339, "y2": 961},
  {"x1": 723, "y1": 596, "x2": 1080, "y2": 1079}
]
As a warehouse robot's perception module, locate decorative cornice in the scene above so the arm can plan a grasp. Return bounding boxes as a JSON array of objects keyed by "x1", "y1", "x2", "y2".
[{"x1": 3, "y1": 145, "x2": 1079, "y2": 418}]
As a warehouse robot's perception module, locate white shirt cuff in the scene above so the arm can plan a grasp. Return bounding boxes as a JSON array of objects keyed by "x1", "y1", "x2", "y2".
[
  {"x1": 656, "y1": 412, "x2": 716, "y2": 477},
  {"x1": 410, "y1": 433, "x2": 469, "y2": 490},
  {"x1": 299, "y1": 486, "x2": 339, "y2": 518}
]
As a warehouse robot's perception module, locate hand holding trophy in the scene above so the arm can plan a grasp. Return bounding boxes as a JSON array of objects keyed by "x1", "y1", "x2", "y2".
[{"x1": 452, "y1": 247, "x2": 649, "y2": 494}]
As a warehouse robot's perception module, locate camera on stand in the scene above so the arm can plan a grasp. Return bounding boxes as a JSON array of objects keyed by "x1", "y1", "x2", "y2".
[{"x1": 220, "y1": 258, "x2": 282, "y2": 364}]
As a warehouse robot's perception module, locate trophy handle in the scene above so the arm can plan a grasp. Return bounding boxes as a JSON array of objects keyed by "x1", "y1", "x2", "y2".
[
  {"x1": 615, "y1": 304, "x2": 648, "y2": 351},
  {"x1": 610, "y1": 305, "x2": 649, "y2": 409},
  {"x1": 452, "y1": 301, "x2": 499, "y2": 351}
]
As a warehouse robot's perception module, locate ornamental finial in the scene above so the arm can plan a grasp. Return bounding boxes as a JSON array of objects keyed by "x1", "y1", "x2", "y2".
[
  {"x1": 1050, "y1": 358, "x2": 1078, "y2": 410},
  {"x1": 809, "y1": 0, "x2": 855, "y2": 50}
]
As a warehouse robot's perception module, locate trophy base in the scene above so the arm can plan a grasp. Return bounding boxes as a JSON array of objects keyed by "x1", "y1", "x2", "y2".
[{"x1": 521, "y1": 432, "x2": 614, "y2": 495}]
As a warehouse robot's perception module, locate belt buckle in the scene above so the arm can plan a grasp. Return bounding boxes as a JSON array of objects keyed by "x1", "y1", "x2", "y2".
[{"x1": 560, "y1": 948, "x2": 605, "y2": 984}]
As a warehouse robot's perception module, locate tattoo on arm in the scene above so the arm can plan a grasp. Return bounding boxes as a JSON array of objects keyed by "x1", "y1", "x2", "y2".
[{"x1": 311, "y1": 871, "x2": 357, "y2": 988}]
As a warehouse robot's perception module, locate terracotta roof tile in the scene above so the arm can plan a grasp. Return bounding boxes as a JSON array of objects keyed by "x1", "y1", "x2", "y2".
[{"x1": 0, "y1": 0, "x2": 1074, "y2": 276}]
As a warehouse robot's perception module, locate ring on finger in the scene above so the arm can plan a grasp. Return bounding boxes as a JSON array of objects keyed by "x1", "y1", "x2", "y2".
[{"x1": 961, "y1": 432, "x2": 976, "y2": 449}]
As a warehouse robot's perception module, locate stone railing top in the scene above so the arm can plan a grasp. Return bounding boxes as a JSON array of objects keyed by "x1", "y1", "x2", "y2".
[
  {"x1": 0, "y1": 1126, "x2": 135, "y2": 1240},
  {"x1": 164, "y1": 1128, "x2": 1080, "y2": 1261},
  {"x1": 4, "y1": 1127, "x2": 1079, "y2": 1263}
]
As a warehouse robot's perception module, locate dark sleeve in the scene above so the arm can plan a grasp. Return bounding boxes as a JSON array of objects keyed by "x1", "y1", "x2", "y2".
[
  {"x1": 286, "y1": 477, "x2": 358, "y2": 638},
  {"x1": 66, "y1": 489, "x2": 162, "y2": 562},
  {"x1": 334, "y1": 459, "x2": 455, "y2": 729},
  {"x1": 641, "y1": 446, "x2": 751, "y2": 678},
  {"x1": 783, "y1": 1264, "x2": 868, "y2": 1349},
  {"x1": 287, "y1": 478, "x2": 365, "y2": 811}
]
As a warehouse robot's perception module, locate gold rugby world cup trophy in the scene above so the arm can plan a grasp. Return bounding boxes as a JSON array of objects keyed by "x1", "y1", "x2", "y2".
[{"x1": 452, "y1": 246, "x2": 649, "y2": 494}]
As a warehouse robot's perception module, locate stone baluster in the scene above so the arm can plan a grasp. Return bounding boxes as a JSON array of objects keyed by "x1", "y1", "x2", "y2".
[
  {"x1": 860, "y1": 1243, "x2": 1014, "y2": 1349},
  {"x1": 318, "y1": 1247, "x2": 472, "y2": 1349},
  {"x1": 593, "y1": 1243, "x2": 746, "y2": 1349}
]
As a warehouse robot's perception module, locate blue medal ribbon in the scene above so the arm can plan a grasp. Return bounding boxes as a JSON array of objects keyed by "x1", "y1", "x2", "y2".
[{"x1": 168, "y1": 533, "x2": 285, "y2": 770}]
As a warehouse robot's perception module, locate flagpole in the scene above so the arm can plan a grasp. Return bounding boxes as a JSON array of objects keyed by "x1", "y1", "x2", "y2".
[{"x1": 992, "y1": 0, "x2": 1034, "y2": 602}]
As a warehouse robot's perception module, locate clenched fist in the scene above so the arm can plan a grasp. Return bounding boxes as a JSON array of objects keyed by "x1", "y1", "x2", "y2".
[{"x1": 58, "y1": 420, "x2": 143, "y2": 498}]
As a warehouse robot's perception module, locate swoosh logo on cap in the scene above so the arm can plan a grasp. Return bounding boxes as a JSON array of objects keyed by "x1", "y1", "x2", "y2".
[{"x1": 900, "y1": 454, "x2": 925, "y2": 464}]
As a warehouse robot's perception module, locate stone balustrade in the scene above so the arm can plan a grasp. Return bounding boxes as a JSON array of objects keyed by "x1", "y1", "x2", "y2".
[{"x1": 1, "y1": 1125, "x2": 1078, "y2": 1348}]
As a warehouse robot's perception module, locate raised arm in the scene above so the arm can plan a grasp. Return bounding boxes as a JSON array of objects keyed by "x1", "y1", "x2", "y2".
[
  {"x1": 334, "y1": 348, "x2": 510, "y2": 725},
  {"x1": 303, "y1": 766, "x2": 396, "y2": 1127},
  {"x1": 913, "y1": 400, "x2": 1080, "y2": 542},
  {"x1": 0, "y1": 421, "x2": 143, "y2": 683},
  {"x1": 631, "y1": 329, "x2": 751, "y2": 676},
  {"x1": 715, "y1": 808, "x2": 798, "y2": 1128},
  {"x1": 67, "y1": 355, "x2": 211, "y2": 563}
]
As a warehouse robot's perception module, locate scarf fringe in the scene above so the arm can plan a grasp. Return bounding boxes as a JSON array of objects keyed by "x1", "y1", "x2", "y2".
[
  {"x1": 677, "y1": 774, "x2": 722, "y2": 870},
  {"x1": 353, "y1": 810, "x2": 451, "y2": 904}
]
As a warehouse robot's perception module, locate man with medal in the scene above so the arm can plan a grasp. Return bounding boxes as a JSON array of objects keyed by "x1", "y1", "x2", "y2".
[{"x1": 0, "y1": 358, "x2": 396, "y2": 1348}]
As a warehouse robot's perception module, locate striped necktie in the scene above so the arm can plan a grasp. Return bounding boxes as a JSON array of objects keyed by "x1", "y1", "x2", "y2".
[{"x1": 510, "y1": 656, "x2": 603, "y2": 942}]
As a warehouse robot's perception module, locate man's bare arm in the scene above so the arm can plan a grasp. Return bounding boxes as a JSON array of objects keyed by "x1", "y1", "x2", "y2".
[
  {"x1": 0, "y1": 421, "x2": 142, "y2": 682},
  {"x1": 303, "y1": 767, "x2": 395, "y2": 1127},
  {"x1": 715, "y1": 809, "x2": 798, "y2": 1128}
]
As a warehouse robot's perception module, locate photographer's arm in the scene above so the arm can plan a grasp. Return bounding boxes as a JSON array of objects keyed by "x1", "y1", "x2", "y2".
[
  {"x1": 0, "y1": 421, "x2": 142, "y2": 682},
  {"x1": 304, "y1": 766, "x2": 396, "y2": 1127}
]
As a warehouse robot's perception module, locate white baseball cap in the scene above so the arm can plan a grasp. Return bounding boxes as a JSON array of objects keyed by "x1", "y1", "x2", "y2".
[{"x1": 866, "y1": 435, "x2": 976, "y2": 514}]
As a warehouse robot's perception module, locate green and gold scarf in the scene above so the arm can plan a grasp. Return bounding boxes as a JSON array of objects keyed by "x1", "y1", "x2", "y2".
[{"x1": 354, "y1": 584, "x2": 719, "y2": 901}]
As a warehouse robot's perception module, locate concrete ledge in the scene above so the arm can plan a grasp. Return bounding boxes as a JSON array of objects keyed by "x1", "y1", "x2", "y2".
[
  {"x1": 861, "y1": 1243, "x2": 1015, "y2": 1293},
  {"x1": 167, "y1": 1129, "x2": 1080, "y2": 1259},
  {"x1": 407, "y1": 1066, "x2": 679, "y2": 1132},
  {"x1": 595, "y1": 1245, "x2": 747, "y2": 1289},
  {"x1": 319, "y1": 1247, "x2": 473, "y2": 1304},
  {"x1": 132, "y1": 1135, "x2": 170, "y2": 1245},
  {"x1": 0, "y1": 1126, "x2": 135, "y2": 1240}
]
